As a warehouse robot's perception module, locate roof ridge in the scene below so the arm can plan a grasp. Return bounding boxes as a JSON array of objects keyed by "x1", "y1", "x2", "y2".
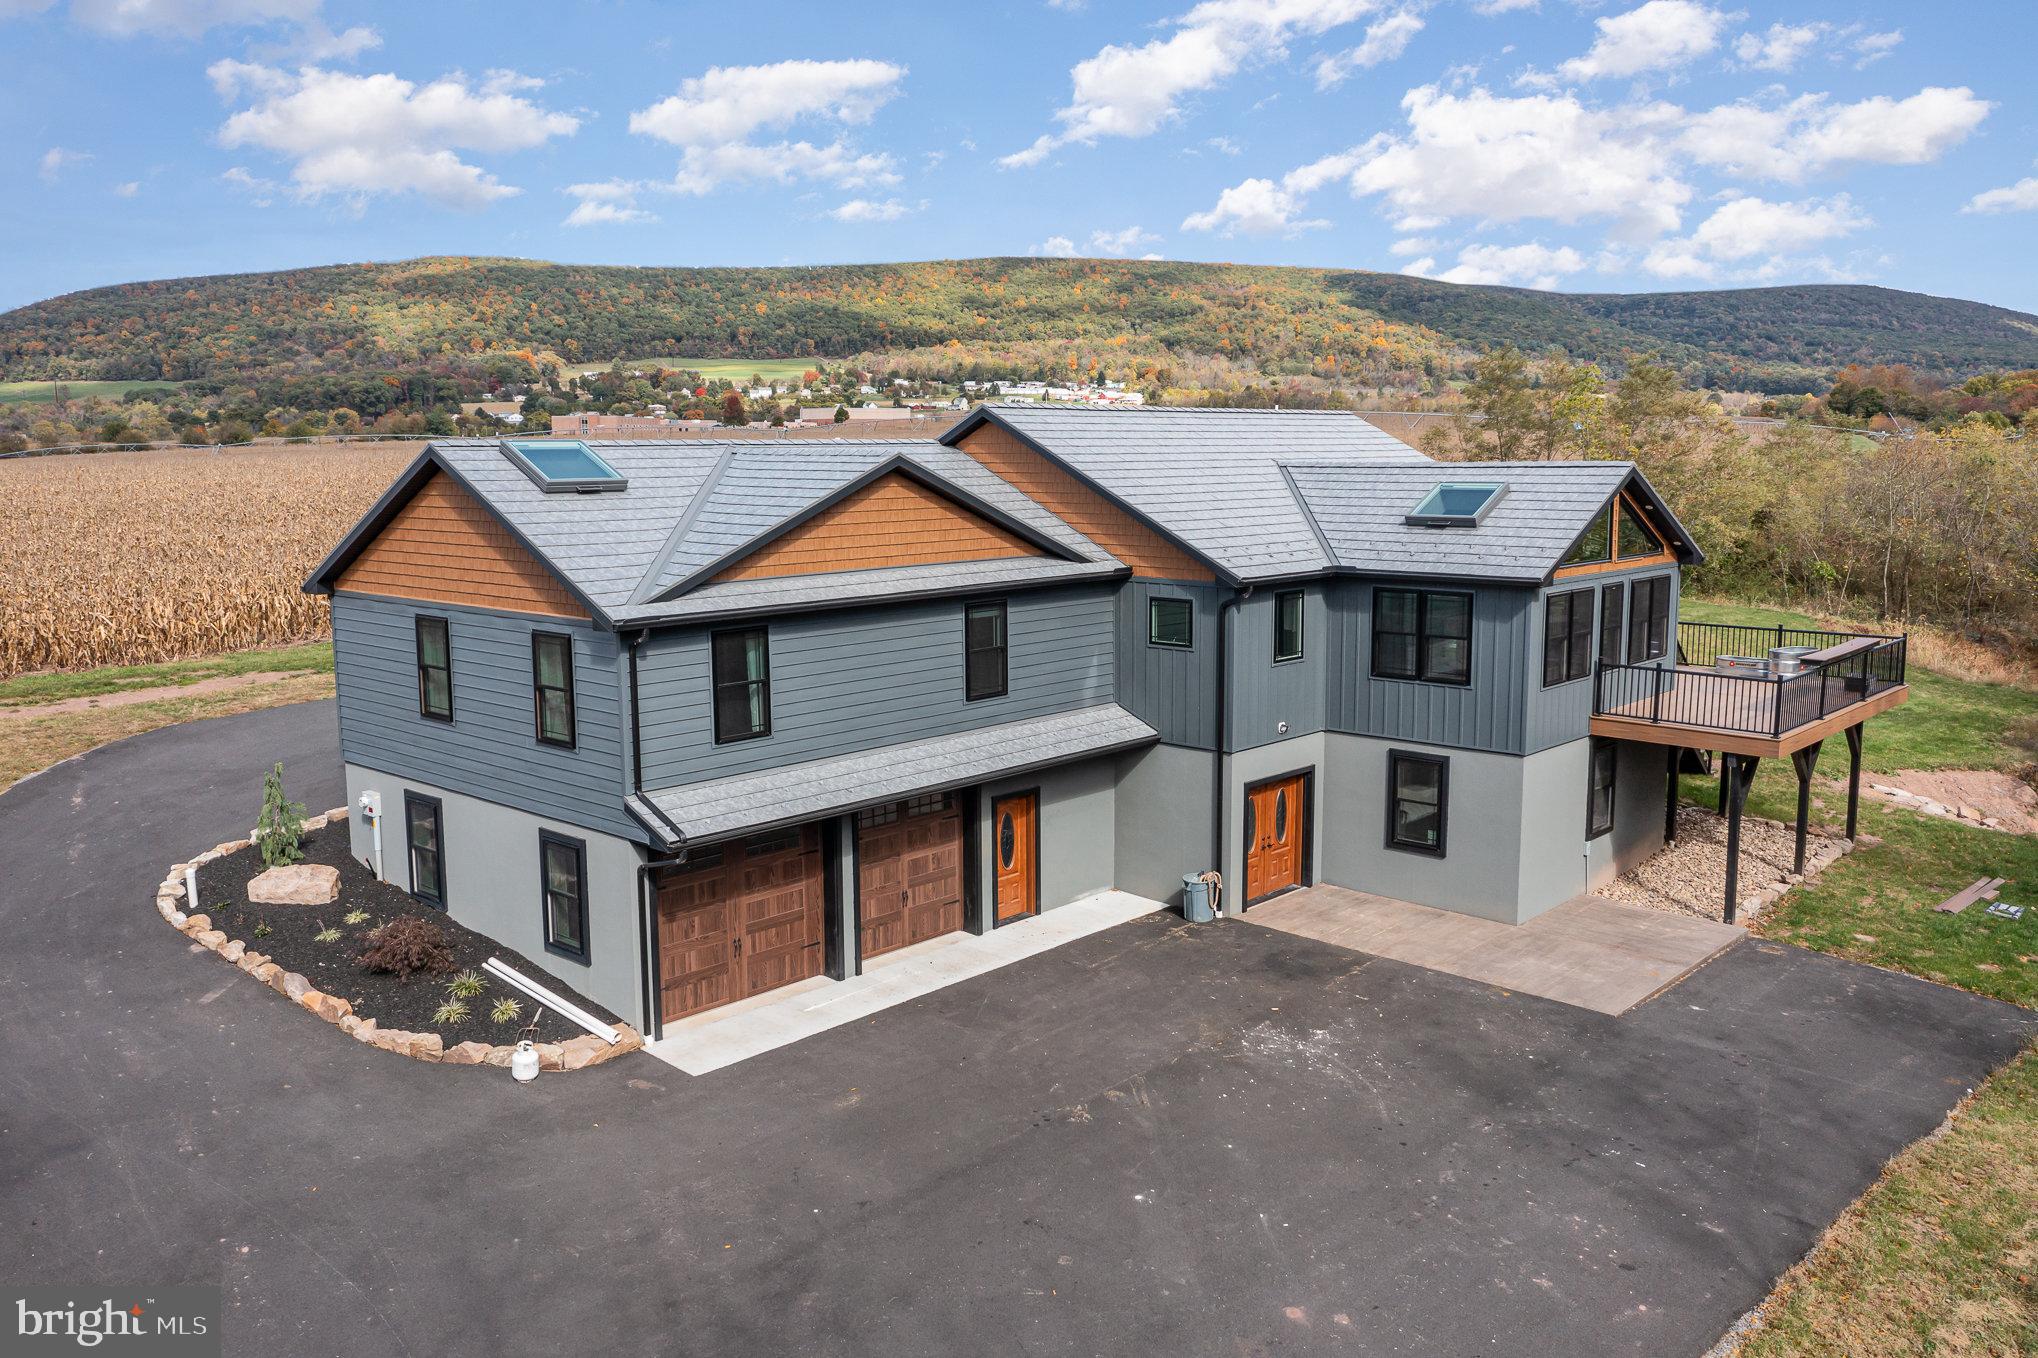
[
  {"x1": 984, "y1": 401, "x2": 1376, "y2": 415},
  {"x1": 627, "y1": 445, "x2": 738, "y2": 606}
]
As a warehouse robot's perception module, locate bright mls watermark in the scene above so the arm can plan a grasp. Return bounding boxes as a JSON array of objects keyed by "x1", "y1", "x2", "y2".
[{"x1": 8, "y1": 1287, "x2": 219, "y2": 1355}]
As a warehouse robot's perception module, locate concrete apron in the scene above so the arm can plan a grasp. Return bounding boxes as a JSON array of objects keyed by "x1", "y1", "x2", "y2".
[{"x1": 645, "y1": 889, "x2": 1164, "y2": 1074}]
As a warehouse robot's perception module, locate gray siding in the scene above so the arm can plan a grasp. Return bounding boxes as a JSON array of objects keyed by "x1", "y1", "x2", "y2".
[
  {"x1": 343, "y1": 764, "x2": 650, "y2": 1031},
  {"x1": 1229, "y1": 584, "x2": 1331, "y2": 751},
  {"x1": 636, "y1": 584, "x2": 1115, "y2": 788},
  {"x1": 331, "y1": 594, "x2": 638, "y2": 841},
  {"x1": 1115, "y1": 579, "x2": 1224, "y2": 750},
  {"x1": 1330, "y1": 577, "x2": 1535, "y2": 755},
  {"x1": 1524, "y1": 565, "x2": 1682, "y2": 754}
]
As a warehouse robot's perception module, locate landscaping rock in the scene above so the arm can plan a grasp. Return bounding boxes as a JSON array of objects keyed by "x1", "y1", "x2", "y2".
[
  {"x1": 482, "y1": 1045, "x2": 516, "y2": 1068},
  {"x1": 341, "y1": 1016, "x2": 377, "y2": 1043},
  {"x1": 195, "y1": 929, "x2": 227, "y2": 949},
  {"x1": 370, "y1": 1028, "x2": 410, "y2": 1054},
  {"x1": 301, "y1": 990, "x2": 352, "y2": 1023},
  {"x1": 279, "y1": 971, "x2": 311, "y2": 1002},
  {"x1": 252, "y1": 962, "x2": 282, "y2": 985},
  {"x1": 237, "y1": 951, "x2": 268, "y2": 974},
  {"x1": 183, "y1": 914, "x2": 211, "y2": 934},
  {"x1": 247, "y1": 863, "x2": 340, "y2": 906},
  {"x1": 212, "y1": 839, "x2": 250, "y2": 857},
  {"x1": 442, "y1": 1041, "x2": 494, "y2": 1066},
  {"x1": 302, "y1": 813, "x2": 329, "y2": 832},
  {"x1": 559, "y1": 1036, "x2": 606, "y2": 1071},
  {"x1": 219, "y1": 940, "x2": 245, "y2": 963},
  {"x1": 408, "y1": 1033, "x2": 444, "y2": 1061},
  {"x1": 536, "y1": 1042, "x2": 565, "y2": 1072}
]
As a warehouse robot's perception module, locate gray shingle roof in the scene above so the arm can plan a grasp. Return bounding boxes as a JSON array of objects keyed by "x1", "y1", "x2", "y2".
[
  {"x1": 628, "y1": 703, "x2": 1158, "y2": 846},
  {"x1": 1282, "y1": 459, "x2": 1641, "y2": 582},
  {"x1": 610, "y1": 556, "x2": 1124, "y2": 625},
  {"x1": 949, "y1": 404, "x2": 1431, "y2": 581}
]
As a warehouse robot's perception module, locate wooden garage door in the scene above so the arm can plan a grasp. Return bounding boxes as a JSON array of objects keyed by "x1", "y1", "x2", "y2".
[
  {"x1": 657, "y1": 825, "x2": 826, "y2": 1022},
  {"x1": 857, "y1": 793, "x2": 964, "y2": 960}
]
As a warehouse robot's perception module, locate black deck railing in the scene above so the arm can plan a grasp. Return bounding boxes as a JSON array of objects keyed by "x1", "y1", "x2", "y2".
[{"x1": 1594, "y1": 623, "x2": 1907, "y2": 739}]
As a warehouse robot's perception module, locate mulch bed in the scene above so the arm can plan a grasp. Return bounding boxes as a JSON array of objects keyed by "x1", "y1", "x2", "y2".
[{"x1": 193, "y1": 821, "x2": 617, "y2": 1045}]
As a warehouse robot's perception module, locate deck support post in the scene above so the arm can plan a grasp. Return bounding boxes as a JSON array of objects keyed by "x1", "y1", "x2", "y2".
[
  {"x1": 1717, "y1": 756, "x2": 1730, "y2": 815},
  {"x1": 1789, "y1": 741, "x2": 1823, "y2": 875},
  {"x1": 1843, "y1": 722, "x2": 1864, "y2": 841},
  {"x1": 1721, "y1": 754, "x2": 1757, "y2": 924},
  {"x1": 1665, "y1": 746, "x2": 1680, "y2": 843}
]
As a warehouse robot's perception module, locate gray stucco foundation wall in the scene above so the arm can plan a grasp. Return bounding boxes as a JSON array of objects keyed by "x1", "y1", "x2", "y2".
[
  {"x1": 1317, "y1": 733, "x2": 1529, "y2": 923},
  {"x1": 1220, "y1": 734, "x2": 1329, "y2": 915},
  {"x1": 1584, "y1": 738, "x2": 1672, "y2": 892},
  {"x1": 1516, "y1": 739, "x2": 1592, "y2": 918},
  {"x1": 344, "y1": 763, "x2": 649, "y2": 1033},
  {"x1": 974, "y1": 755, "x2": 1118, "y2": 919},
  {"x1": 1113, "y1": 743, "x2": 1217, "y2": 908}
]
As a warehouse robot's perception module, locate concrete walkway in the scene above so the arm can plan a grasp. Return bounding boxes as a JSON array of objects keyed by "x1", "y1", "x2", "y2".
[
  {"x1": 1244, "y1": 884, "x2": 1744, "y2": 1014},
  {"x1": 645, "y1": 889, "x2": 1164, "y2": 1074}
]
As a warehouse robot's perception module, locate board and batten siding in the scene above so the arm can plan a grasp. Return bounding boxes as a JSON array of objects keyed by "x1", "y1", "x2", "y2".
[
  {"x1": 1523, "y1": 564, "x2": 1681, "y2": 754},
  {"x1": 1114, "y1": 579, "x2": 1223, "y2": 750},
  {"x1": 1328, "y1": 577, "x2": 1535, "y2": 755},
  {"x1": 331, "y1": 593, "x2": 640, "y2": 841},
  {"x1": 635, "y1": 583, "x2": 1116, "y2": 789},
  {"x1": 1228, "y1": 583, "x2": 1331, "y2": 751}
]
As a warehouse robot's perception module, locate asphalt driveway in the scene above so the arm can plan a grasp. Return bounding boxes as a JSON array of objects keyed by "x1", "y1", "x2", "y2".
[{"x1": 3, "y1": 700, "x2": 2031, "y2": 1356}]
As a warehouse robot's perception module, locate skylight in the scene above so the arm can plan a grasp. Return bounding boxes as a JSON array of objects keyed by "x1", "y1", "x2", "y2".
[
  {"x1": 1405, "y1": 482, "x2": 1504, "y2": 528},
  {"x1": 502, "y1": 440, "x2": 627, "y2": 494}
]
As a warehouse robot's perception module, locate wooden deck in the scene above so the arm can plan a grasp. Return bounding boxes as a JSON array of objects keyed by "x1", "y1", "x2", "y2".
[
  {"x1": 1244, "y1": 884, "x2": 1745, "y2": 1016},
  {"x1": 1592, "y1": 671, "x2": 1908, "y2": 757}
]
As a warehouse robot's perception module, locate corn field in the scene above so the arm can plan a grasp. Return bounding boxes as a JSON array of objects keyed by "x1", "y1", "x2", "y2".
[{"x1": 0, "y1": 443, "x2": 416, "y2": 677}]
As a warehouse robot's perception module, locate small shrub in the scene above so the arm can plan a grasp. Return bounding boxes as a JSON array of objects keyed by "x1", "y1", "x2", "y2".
[
  {"x1": 431, "y1": 998, "x2": 470, "y2": 1026},
  {"x1": 490, "y1": 996, "x2": 523, "y2": 1025},
  {"x1": 342, "y1": 909, "x2": 369, "y2": 926},
  {"x1": 446, "y1": 969, "x2": 485, "y2": 999},
  {"x1": 355, "y1": 915, "x2": 454, "y2": 980},
  {"x1": 254, "y1": 762, "x2": 306, "y2": 868},
  {"x1": 313, "y1": 925, "x2": 340, "y2": 944},
  {"x1": 252, "y1": 920, "x2": 272, "y2": 939}
]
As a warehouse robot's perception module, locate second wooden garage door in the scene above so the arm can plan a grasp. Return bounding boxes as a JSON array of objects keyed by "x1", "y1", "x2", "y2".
[
  {"x1": 658, "y1": 825, "x2": 826, "y2": 1022},
  {"x1": 857, "y1": 793, "x2": 964, "y2": 960}
]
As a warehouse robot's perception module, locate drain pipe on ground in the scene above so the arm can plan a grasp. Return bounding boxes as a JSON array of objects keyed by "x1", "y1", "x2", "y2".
[{"x1": 1210, "y1": 585, "x2": 1251, "y2": 915}]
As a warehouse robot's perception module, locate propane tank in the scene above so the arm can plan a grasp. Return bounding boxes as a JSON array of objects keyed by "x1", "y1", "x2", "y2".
[{"x1": 511, "y1": 1040, "x2": 540, "y2": 1083}]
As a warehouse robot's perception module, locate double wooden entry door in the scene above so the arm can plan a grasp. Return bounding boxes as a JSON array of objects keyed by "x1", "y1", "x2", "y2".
[{"x1": 1243, "y1": 773, "x2": 1307, "y2": 904}]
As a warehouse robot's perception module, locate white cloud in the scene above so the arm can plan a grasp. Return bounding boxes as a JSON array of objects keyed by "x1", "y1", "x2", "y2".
[
  {"x1": 293, "y1": 19, "x2": 378, "y2": 59},
  {"x1": 1732, "y1": 21, "x2": 1823, "y2": 72},
  {"x1": 1206, "y1": 135, "x2": 1242, "y2": 155},
  {"x1": 829, "y1": 196, "x2": 915, "y2": 222},
  {"x1": 1314, "y1": 10, "x2": 1424, "y2": 88},
  {"x1": 1548, "y1": 0, "x2": 1732, "y2": 83},
  {"x1": 562, "y1": 179, "x2": 655, "y2": 227},
  {"x1": 627, "y1": 59, "x2": 905, "y2": 196},
  {"x1": 1002, "y1": 0, "x2": 1381, "y2": 166},
  {"x1": 1472, "y1": 0, "x2": 1535, "y2": 12},
  {"x1": 1089, "y1": 224, "x2": 1162, "y2": 254},
  {"x1": 219, "y1": 164, "x2": 278, "y2": 205},
  {"x1": 37, "y1": 145, "x2": 91, "y2": 180},
  {"x1": 1032, "y1": 234, "x2": 1079, "y2": 257},
  {"x1": 1180, "y1": 146, "x2": 1361, "y2": 234},
  {"x1": 1682, "y1": 87, "x2": 1991, "y2": 182},
  {"x1": 1348, "y1": 85, "x2": 1691, "y2": 238},
  {"x1": 1405, "y1": 241, "x2": 1587, "y2": 289},
  {"x1": 112, "y1": 179, "x2": 139, "y2": 196},
  {"x1": 1966, "y1": 173, "x2": 2038, "y2": 215},
  {"x1": 1852, "y1": 29, "x2": 1901, "y2": 68},
  {"x1": 1642, "y1": 193, "x2": 1869, "y2": 278},
  {"x1": 1388, "y1": 235, "x2": 1436, "y2": 256},
  {"x1": 211, "y1": 62, "x2": 578, "y2": 209}
]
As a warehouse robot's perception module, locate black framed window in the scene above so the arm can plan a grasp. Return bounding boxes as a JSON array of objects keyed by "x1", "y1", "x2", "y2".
[
  {"x1": 415, "y1": 616, "x2": 452, "y2": 721},
  {"x1": 1587, "y1": 740, "x2": 1617, "y2": 839},
  {"x1": 1273, "y1": 589, "x2": 1304, "y2": 663},
  {"x1": 964, "y1": 601, "x2": 1008, "y2": 701},
  {"x1": 1148, "y1": 597, "x2": 1193, "y2": 648},
  {"x1": 404, "y1": 792, "x2": 444, "y2": 906},
  {"x1": 1562, "y1": 504, "x2": 1613, "y2": 566},
  {"x1": 539, "y1": 831, "x2": 588, "y2": 963},
  {"x1": 1629, "y1": 576, "x2": 1672, "y2": 662},
  {"x1": 1543, "y1": 588, "x2": 1595, "y2": 687},
  {"x1": 1372, "y1": 588, "x2": 1472, "y2": 685},
  {"x1": 1386, "y1": 751, "x2": 1448, "y2": 856},
  {"x1": 1598, "y1": 581, "x2": 1626, "y2": 667},
  {"x1": 1616, "y1": 499, "x2": 1665, "y2": 559},
  {"x1": 711, "y1": 627, "x2": 771, "y2": 743},
  {"x1": 531, "y1": 632, "x2": 576, "y2": 748}
]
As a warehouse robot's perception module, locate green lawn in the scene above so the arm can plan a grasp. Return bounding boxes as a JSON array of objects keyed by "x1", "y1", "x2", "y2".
[
  {"x1": 0, "y1": 378, "x2": 187, "y2": 406},
  {"x1": 0, "y1": 641, "x2": 333, "y2": 707},
  {"x1": 569, "y1": 357, "x2": 817, "y2": 383}
]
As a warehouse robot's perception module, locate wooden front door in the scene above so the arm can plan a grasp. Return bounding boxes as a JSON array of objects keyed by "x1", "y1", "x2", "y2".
[
  {"x1": 1243, "y1": 773, "x2": 1307, "y2": 904},
  {"x1": 657, "y1": 826, "x2": 826, "y2": 1022},
  {"x1": 857, "y1": 794, "x2": 964, "y2": 960},
  {"x1": 991, "y1": 791, "x2": 1038, "y2": 924}
]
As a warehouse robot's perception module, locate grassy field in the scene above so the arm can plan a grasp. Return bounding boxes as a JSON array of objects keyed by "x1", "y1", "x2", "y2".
[
  {"x1": 569, "y1": 356, "x2": 817, "y2": 383},
  {"x1": 0, "y1": 641, "x2": 333, "y2": 707},
  {"x1": 0, "y1": 378, "x2": 187, "y2": 405},
  {"x1": 1677, "y1": 600, "x2": 2037, "y2": 1355}
]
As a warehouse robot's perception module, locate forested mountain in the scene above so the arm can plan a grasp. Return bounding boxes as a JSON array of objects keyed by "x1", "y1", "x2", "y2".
[{"x1": 3, "y1": 256, "x2": 2033, "y2": 394}]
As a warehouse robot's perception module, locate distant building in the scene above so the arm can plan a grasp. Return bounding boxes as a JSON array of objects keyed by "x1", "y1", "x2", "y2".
[{"x1": 556, "y1": 413, "x2": 719, "y2": 437}]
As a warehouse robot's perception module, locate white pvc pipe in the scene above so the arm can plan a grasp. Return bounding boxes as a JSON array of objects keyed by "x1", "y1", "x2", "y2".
[
  {"x1": 484, "y1": 957, "x2": 620, "y2": 1044},
  {"x1": 184, "y1": 866, "x2": 198, "y2": 914},
  {"x1": 369, "y1": 805, "x2": 384, "y2": 882}
]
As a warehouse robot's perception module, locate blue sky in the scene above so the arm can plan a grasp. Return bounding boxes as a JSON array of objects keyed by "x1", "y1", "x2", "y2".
[{"x1": 3, "y1": 0, "x2": 2035, "y2": 315}]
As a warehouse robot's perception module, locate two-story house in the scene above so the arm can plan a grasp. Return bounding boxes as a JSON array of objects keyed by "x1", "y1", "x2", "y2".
[{"x1": 307, "y1": 405, "x2": 1906, "y2": 1040}]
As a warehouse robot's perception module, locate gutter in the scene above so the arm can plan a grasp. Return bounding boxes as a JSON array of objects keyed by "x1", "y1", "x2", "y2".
[{"x1": 1211, "y1": 584, "x2": 1252, "y2": 912}]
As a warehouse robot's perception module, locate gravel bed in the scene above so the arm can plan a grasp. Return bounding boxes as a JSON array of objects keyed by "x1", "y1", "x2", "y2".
[{"x1": 1596, "y1": 804, "x2": 1849, "y2": 924}]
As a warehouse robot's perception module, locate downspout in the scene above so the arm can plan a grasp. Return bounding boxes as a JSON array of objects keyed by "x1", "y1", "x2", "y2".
[
  {"x1": 627, "y1": 627, "x2": 687, "y2": 1042},
  {"x1": 1211, "y1": 584, "x2": 1252, "y2": 914}
]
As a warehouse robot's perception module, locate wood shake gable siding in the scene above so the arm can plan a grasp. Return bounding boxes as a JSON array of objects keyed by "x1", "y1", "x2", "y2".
[
  {"x1": 335, "y1": 469, "x2": 587, "y2": 619},
  {"x1": 708, "y1": 471, "x2": 1050, "y2": 584},
  {"x1": 955, "y1": 424, "x2": 1214, "y2": 582}
]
